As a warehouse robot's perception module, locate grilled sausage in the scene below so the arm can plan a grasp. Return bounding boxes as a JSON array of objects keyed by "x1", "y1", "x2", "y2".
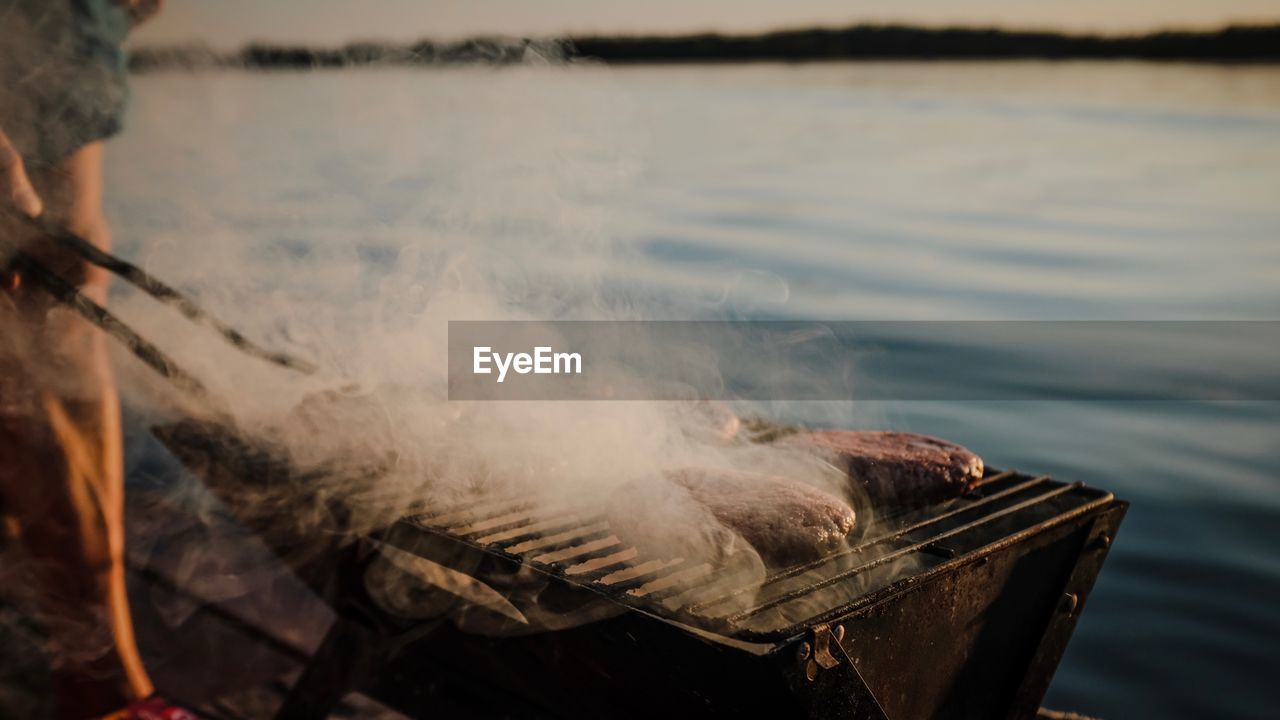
[
  {"x1": 780, "y1": 431, "x2": 983, "y2": 511},
  {"x1": 608, "y1": 469, "x2": 857, "y2": 569}
]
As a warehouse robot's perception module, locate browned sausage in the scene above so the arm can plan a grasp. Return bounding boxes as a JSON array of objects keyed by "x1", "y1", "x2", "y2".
[
  {"x1": 779, "y1": 431, "x2": 983, "y2": 511},
  {"x1": 609, "y1": 468, "x2": 856, "y2": 569}
]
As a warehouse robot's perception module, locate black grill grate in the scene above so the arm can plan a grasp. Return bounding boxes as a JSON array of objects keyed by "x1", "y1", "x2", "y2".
[{"x1": 385, "y1": 469, "x2": 1115, "y2": 643}]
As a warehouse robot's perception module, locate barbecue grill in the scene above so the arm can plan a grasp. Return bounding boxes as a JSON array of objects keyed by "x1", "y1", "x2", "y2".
[
  {"x1": 9, "y1": 213, "x2": 1126, "y2": 719},
  {"x1": 154, "y1": 419, "x2": 1126, "y2": 720}
]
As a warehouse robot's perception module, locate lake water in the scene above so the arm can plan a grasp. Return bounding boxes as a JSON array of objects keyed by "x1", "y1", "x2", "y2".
[{"x1": 106, "y1": 62, "x2": 1280, "y2": 718}]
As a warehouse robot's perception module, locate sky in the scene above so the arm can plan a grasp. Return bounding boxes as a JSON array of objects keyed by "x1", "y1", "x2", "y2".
[{"x1": 135, "y1": 0, "x2": 1280, "y2": 47}]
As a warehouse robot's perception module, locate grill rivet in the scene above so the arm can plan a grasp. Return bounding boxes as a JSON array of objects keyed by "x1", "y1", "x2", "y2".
[
  {"x1": 797, "y1": 642, "x2": 812, "y2": 662},
  {"x1": 1095, "y1": 534, "x2": 1112, "y2": 550},
  {"x1": 1061, "y1": 592, "x2": 1079, "y2": 615},
  {"x1": 833, "y1": 625, "x2": 846, "y2": 642}
]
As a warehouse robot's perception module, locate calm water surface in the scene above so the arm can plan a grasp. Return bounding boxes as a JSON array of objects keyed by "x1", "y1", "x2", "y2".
[{"x1": 108, "y1": 62, "x2": 1280, "y2": 719}]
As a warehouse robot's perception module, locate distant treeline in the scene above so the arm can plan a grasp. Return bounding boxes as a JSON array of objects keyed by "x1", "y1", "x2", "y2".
[
  {"x1": 128, "y1": 24, "x2": 1280, "y2": 71},
  {"x1": 127, "y1": 39, "x2": 567, "y2": 71}
]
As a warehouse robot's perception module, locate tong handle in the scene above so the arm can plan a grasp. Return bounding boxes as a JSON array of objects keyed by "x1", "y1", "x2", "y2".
[{"x1": 14, "y1": 211, "x2": 317, "y2": 375}]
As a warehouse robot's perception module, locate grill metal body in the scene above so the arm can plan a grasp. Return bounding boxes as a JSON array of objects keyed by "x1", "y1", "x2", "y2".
[{"x1": 156, "y1": 420, "x2": 1126, "y2": 720}]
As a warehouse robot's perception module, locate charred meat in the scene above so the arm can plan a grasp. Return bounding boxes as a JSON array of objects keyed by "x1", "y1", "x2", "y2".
[
  {"x1": 780, "y1": 430, "x2": 983, "y2": 510},
  {"x1": 609, "y1": 469, "x2": 857, "y2": 569}
]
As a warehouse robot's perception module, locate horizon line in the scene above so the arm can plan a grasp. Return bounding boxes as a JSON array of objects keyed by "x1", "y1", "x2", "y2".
[{"x1": 133, "y1": 19, "x2": 1280, "y2": 52}]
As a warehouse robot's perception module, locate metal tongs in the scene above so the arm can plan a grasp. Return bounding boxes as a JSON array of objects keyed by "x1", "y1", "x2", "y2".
[{"x1": 1, "y1": 210, "x2": 318, "y2": 405}]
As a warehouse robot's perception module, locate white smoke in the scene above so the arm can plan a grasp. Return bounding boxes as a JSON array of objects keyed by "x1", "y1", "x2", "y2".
[{"x1": 101, "y1": 50, "x2": 863, "y2": 636}]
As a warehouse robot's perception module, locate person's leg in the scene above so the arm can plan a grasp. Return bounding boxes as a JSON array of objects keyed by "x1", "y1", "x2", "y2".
[{"x1": 0, "y1": 141, "x2": 152, "y2": 718}]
